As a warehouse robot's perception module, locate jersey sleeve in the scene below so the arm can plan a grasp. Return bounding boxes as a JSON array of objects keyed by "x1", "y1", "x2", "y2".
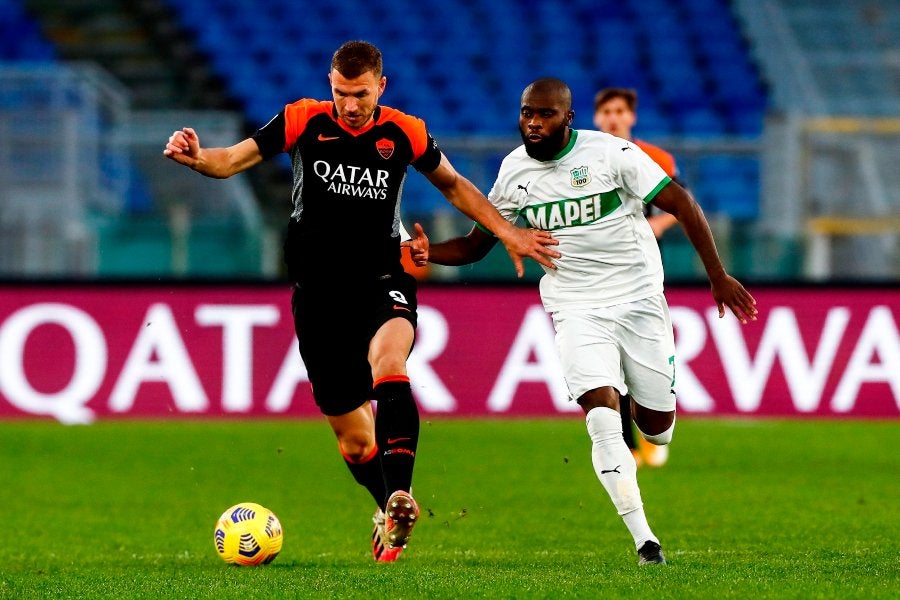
[
  {"x1": 378, "y1": 106, "x2": 442, "y2": 172},
  {"x1": 251, "y1": 111, "x2": 287, "y2": 160},
  {"x1": 251, "y1": 99, "x2": 332, "y2": 159},
  {"x1": 412, "y1": 133, "x2": 442, "y2": 173},
  {"x1": 618, "y1": 141, "x2": 671, "y2": 204},
  {"x1": 635, "y1": 140, "x2": 678, "y2": 178},
  {"x1": 476, "y1": 162, "x2": 521, "y2": 235}
]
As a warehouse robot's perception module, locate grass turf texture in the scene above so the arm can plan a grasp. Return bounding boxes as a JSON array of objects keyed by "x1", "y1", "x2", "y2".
[{"x1": 0, "y1": 418, "x2": 897, "y2": 599}]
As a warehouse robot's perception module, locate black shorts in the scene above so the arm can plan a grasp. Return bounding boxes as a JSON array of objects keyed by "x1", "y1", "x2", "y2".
[{"x1": 290, "y1": 272, "x2": 418, "y2": 417}]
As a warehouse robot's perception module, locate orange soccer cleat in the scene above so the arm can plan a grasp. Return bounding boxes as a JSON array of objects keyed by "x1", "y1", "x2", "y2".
[
  {"x1": 372, "y1": 508, "x2": 404, "y2": 563},
  {"x1": 384, "y1": 490, "x2": 419, "y2": 549}
]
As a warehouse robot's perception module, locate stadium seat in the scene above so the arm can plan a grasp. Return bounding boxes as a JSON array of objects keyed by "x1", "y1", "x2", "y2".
[
  {"x1": 0, "y1": 0, "x2": 56, "y2": 62},
  {"x1": 159, "y1": 0, "x2": 766, "y2": 135},
  {"x1": 696, "y1": 156, "x2": 760, "y2": 219},
  {"x1": 156, "y1": 0, "x2": 767, "y2": 223}
]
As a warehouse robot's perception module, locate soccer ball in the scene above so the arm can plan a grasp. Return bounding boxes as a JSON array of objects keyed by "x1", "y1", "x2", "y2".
[{"x1": 213, "y1": 502, "x2": 283, "y2": 566}]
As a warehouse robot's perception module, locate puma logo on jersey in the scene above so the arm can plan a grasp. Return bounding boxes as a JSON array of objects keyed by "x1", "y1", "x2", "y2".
[{"x1": 517, "y1": 181, "x2": 530, "y2": 194}]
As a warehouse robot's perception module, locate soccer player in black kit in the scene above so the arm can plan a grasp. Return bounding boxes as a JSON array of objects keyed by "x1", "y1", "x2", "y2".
[{"x1": 164, "y1": 40, "x2": 559, "y2": 562}]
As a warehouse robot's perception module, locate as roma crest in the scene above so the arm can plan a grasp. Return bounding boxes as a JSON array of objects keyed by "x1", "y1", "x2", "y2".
[{"x1": 376, "y1": 138, "x2": 395, "y2": 159}]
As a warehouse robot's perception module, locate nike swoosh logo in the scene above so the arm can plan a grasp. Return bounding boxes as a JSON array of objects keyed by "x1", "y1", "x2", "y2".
[
  {"x1": 387, "y1": 437, "x2": 411, "y2": 444},
  {"x1": 600, "y1": 465, "x2": 621, "y2": 474},
  {"x1": 318, "y1": 134, "x2": 340, "y2": 141},
  {"x1": 393, "y1": 305, "x2": 411, "y2": 312}
]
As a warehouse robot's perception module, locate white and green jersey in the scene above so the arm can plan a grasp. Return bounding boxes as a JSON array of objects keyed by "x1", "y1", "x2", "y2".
[{"x1": 487, "y1": 129, "x2": 671, "y2": 311}]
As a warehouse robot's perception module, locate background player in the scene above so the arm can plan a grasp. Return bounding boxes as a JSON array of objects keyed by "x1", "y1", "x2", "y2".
[
  {"x1": 164, "y1": 41, "x2": 559, "y2": 562},
  {"x1": 593, "y1": 87, "x2": 685, "y2": 467},
  {"x1": 404, "y1": 78, "x2": 757, "y2": 565}
]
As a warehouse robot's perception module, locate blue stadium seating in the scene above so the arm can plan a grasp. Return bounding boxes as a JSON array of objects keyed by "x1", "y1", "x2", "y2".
[
  {"x1": 0, "y1": 0, "x2": 56, "y2": 62},
  {"x1": 693, "y1": 156, "x2": 761, "y2": 220},
  {"x1": 3, "y1": 0, "x2": 764, "y2": 221},
  {"x1": 159, "y1": 0, "x2": 767, "y2": 220},
  {"x1": 162, "y1": 0, "x2": 767, "y2": 143}
]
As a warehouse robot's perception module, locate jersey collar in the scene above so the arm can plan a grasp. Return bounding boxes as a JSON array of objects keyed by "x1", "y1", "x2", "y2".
[
  {"x1": 331, "y1": 105, "x2": 381, "y2": 136},
  {"x1": 550, "y1": 128, "x2": 577, "y2": 161}
]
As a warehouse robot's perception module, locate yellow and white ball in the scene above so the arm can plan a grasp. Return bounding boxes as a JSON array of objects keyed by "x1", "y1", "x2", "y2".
[{"x1": 213, "y1": 502, "x2": 283, "y2": 565}]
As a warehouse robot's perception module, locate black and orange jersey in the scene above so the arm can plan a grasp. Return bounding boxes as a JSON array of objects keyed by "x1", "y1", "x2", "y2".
[
  {"x1": 252, "y1": 99, "x2": 442, "y2": 285},
  {"x1": 634, "y1": 139, "x2": 678, "y2": 179}
]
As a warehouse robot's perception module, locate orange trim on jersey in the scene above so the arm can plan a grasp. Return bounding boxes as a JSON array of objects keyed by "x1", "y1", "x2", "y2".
[
  {"x1": 283, "y1": 98, "x2": 334, "y2": 152},
  {"x1": 374, "y1": 375, "x2": 411, "y2": 387},
  {"x1": 340, "y1": 443, "x2": 379, "y2": 464},
  {"x1": 283, "y1": 101, "x2": 429, "y2": 160},
  {"x1": 376, "y1": 106, "x2": 430, "y2": 161},
  {"x1": 634, "y1": 139, "x2": 678, "y2": 178}
]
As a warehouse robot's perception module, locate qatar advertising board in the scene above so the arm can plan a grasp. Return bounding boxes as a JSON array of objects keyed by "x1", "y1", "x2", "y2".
[{"x1": 0, "y1": 285, "x2": 896, "y2": 423}]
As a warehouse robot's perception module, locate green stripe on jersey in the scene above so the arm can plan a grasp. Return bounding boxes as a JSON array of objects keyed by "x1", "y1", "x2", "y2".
[
  {"x1": 518, "y1": 190, "x2": 623, "y2": 231},
  {"x1": 643, "y1": 176, "x2": 672, "y2": 203},
  {"x1": 474, "y1": 221, "x2": 492, "y2": 235}
]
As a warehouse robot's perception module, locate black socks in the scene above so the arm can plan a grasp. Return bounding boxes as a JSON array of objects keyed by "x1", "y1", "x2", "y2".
[
  {"x1": 342, "y1": 444, "x2": 387, "y2": 510},
  {"x1": 373, "y1": 377, "x2": 419, "y2": 503}
]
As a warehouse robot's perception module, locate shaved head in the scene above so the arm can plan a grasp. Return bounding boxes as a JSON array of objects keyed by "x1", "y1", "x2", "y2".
[{"x1": 522, "y1": 78, "x2": 572, "y2": 111}]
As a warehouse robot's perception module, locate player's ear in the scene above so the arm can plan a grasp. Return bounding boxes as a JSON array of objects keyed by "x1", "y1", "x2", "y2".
[{"x1": 566, "y1": 110, "x2": 574, "y2": 125}]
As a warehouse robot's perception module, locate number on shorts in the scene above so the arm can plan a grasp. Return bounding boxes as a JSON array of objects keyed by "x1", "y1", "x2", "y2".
[
  {"x1": 669, "y1": 355, "x2": 676, "y2": 388},
  {"x1": 389, "y1": 290, "x2": 408, "y2": 305}
]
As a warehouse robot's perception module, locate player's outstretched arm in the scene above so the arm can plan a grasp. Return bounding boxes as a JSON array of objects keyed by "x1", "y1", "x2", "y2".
[
  {"x1": 405, "y1": 221, "x2": 559, "y2": 271},
  {"x1": 652, "y1": 181, "x2": 758, "y2": 324},
  {"x1": 424, "y1": 153, "x2": 559, "y2": 277},
  {"x1": 163, "y1": 127, "x2": 263, "y2": 179},
  {"x1": 407, "y1": 223, "x2": 497, "y2": 266}
]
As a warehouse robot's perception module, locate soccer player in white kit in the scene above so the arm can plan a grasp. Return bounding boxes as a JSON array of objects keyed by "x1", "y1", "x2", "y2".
[{"x1": 405, "y1": 78, "x2": 758, "y2": 565}]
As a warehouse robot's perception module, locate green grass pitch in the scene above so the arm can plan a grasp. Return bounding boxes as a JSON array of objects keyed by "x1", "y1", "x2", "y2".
[{"x1": 0, "y1": 417, "x2": 897, "y2": 599}]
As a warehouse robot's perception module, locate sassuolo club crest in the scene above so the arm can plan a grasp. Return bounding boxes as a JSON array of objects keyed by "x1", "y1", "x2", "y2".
[{"x1": 570, "y1": 165, "x2": 591, "y2": 187}]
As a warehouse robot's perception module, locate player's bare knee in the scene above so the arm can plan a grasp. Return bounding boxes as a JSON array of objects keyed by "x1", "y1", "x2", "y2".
[
  {"x1": 635, "y1": 417, "x2": 676, "y2": 446},
  {"x1": 338, "y1": 434, "x2": 376, "y2": 463},
  {"x1": 632, "y1": 404, "x2": 675, "y2": 436}
]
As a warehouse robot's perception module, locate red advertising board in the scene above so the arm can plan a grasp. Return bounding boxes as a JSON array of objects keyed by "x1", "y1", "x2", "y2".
[{"x1": 0, "y1": 284, "x2": 896, "y2": 422}]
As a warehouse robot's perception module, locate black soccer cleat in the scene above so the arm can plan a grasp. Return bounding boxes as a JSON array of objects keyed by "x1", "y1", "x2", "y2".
[{"x1": 637, "y1": 540, "x2": 667, "y2": 565}]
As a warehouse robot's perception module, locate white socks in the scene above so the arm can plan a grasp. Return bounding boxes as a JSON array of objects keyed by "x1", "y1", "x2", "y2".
[{"x1": 585, "y1": 406, "x2": 658, "y2": 550}]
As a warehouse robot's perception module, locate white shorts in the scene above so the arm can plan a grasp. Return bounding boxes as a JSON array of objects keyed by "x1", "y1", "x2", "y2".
[{"x1": 551, "y1": 294, "x2": 676, "y2": 412}]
